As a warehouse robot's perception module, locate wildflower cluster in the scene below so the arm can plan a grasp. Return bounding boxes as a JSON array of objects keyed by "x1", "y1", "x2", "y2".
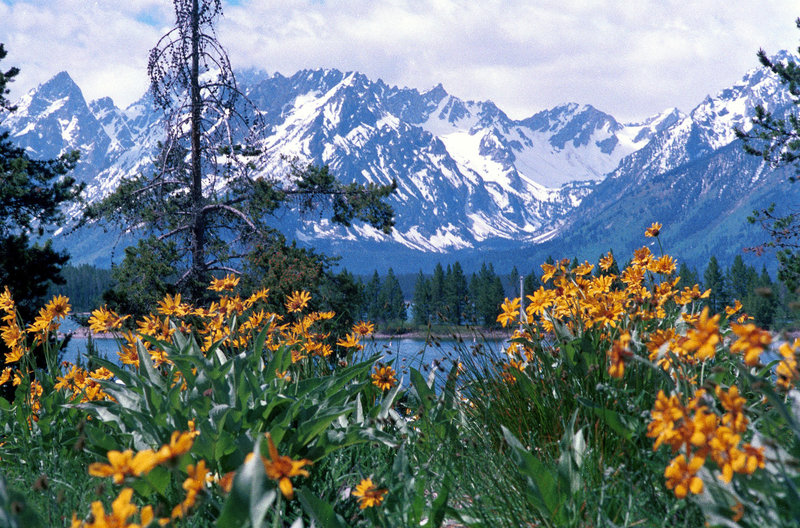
[
  {"x1": 647, "y1": 387, "x2": 765, "y2": 498},
  {"x1": 495, "y1": 223, "x2": 789, "y2": 504},
  {"x1": 54, "y1": 364, "x2": 115, "y2": 402},
  {"x1": 496, "y1": 238, "x2": 710, "y2": 375},
  {"x1": 78, "y1": 430, "x2": 207, "y2": 526},
  {"x1": 80, "y1": 276, "x2": 377, "y2": 383}
]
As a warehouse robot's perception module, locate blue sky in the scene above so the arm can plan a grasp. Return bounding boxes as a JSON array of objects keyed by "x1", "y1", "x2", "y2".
[{"x1": 0, "y1": 1, "x2": 798, "y2": 121}]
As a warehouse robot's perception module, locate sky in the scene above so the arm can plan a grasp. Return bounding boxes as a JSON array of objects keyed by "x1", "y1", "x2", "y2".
[{"x1": 0, "y1": 0, "x2": 798, "y2": 122}]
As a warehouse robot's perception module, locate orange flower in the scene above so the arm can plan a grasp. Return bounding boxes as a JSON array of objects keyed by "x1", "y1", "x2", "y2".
[
  {"x1": 664, "y1": 454, "x2": 704, "y2": 498},
  {"x1": 156, "y1": 431, "x2": 195, "y2": 463},
  {"x1": 715, "y1": 385, "x2": 748, "y2": 433},
  {"x1": 352, "y1": 478, "x2": 388, "y2": 509},
  {"x1": 352, "y1": 320, "x2": 375, "y2": 336},
  {"x1": 496, "y1": 297, "x2": 520, "y2": 328},
  {"x1": 645, "y1": 222, "x2": 662, "y2": 238},
  {"x1": 262, "y1": 433, "x2": 312, "y2": 500},
  {"x1": 371, "y1": 365, "x2": 398, "y2": 391},
  {"x1": 607, "y1": 332, "x2": 632, "y2": 379},
  {"x1": 88, "y1": 449, "x2": 160, "y2": 484},
  {"x1": 157, "y1": 293, "x2": 191, "y2": 317},
  {"x1": 681, "y1": 307, "x2": 720, "y2": 361},
  {"x1": 598, "y1": 251, "x2": 614, "y2": 271},
  {"x1": 776, "y1": 339, "x2": 800, "y2": 391},
  {"x1": 285, "y1": 291, "x2": 311, "y2": 313},
  {"x1": 87, "y1": 306, "x2": 128, "y2": 334},
  {"x1": 730, "y1": 323, "x2": 771, "y2": 366},
  {"x1": 208, "y1": 273, "x2": 240, "y2": 292},
  {"x1": 337, "y1": 332, "x2": 363, "y2": 350},
  {"x1": 647, "y1": 390, "x2": 686, "y2": 451}
]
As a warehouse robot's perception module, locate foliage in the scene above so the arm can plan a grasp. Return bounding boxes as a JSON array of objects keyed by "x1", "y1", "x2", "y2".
[
  {"x1": 84, "y1": 1, "x2": 395, "y2": 308},
  {"x1": 48, "y1": 264, "x2": 115, "y2": 314},
  {"x1": 0, "y1": 43, "x2": 82, "y2": 401},
  {"x1": 7, "y1": 225, "x2": 800, "y2": 526},
  {"x1": 734, "y1": 24, "x2": 800, "y2": 293}
]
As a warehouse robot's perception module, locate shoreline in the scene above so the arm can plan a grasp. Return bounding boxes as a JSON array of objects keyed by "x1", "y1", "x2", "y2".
[{"x1": 60, "y1": 325, "x2": 510, "y2": 341}]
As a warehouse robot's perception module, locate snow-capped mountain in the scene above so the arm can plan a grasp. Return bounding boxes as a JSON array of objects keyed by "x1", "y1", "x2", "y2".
[
  {"x1": 532, "y1": 51, "x2": 798, "y2": 272},
  {"x1": 0, "y1": 67, "x2": 666, "y2": 260},
  {"x1": 0, "y1": 54, "x2": 795, "y2": 273}
]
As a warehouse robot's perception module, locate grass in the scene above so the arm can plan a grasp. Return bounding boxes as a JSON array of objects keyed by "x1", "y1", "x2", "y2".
[{"x1": 1, "y1": 241, "x2": 800, "y2": 527}]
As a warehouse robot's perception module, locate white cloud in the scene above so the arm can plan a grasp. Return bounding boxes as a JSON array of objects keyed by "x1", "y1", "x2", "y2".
[{"x1": 1, "y1": 0, "x2": 798, "y2": 120}]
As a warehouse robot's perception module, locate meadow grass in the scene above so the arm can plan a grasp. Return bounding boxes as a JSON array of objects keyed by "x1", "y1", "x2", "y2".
[{"x1": 1, "y1": 231, "x2": 799, "y2": 527}]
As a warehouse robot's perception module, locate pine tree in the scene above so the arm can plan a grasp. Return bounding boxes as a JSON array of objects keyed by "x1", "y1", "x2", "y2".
[
  {"x1": 703, "y1": 256, "x2": 729, "y2": 313},
  {"x1": 0, "y1": 44, "x2": 82, "y2": 400},
  {"x1": 726, "y1": 255, "x2": 756, "y2": 302},
  {"x1": 678, "y1": 263, "x2": 700, "y2": 289},
  {"x1": 444, "y1": 261, "x2": 468, "y2": 325},
  {"x1": 363, "y1": 271, "x2": 381, "y2": 322},
  {"x1": 378, "y1": 268, "x2": 406, "y2": 323},
  {"x1": 469, "y1": 263, "x2": 505, "y2": 327},
  {"x1": 412, "y1": 271, "x2": 431, "y2": 325},
  {"x1": 429, "y1": 263, "x2": 446, "y2": 323},
  {"x1": 735, "y1": 25, "x2": 800, "y2": 293},
  {"x1": 744, "y1": 266, "x2": 778, "y2": 328},
  {"x1": 523, "y1": 270, "x2": 541, "y2": 298},
  {"x1": 0, "y1": 45, "x2": 83, "y2": 320},
  {"x1": 85, "y1": 0, "x2": 395, "y2": 312}
]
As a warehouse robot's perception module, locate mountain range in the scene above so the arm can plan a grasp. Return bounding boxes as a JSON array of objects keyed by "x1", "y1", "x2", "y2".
[{"x1": 1, "y1": 53, "x2": 797, "y2": 275}]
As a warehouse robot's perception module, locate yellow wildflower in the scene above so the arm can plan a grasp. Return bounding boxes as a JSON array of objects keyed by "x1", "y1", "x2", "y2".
[
  {"x1": 607, "y1": 332, "x2": 631, "y2": 379},
  {"x1": 262, "y1": 433, "x2": 312, "y2": 500},
  {"x1": 644, "y1": 222, "x2": 662, "y2": 238},
  {"x1": 88, "y1": 449, "x2": 160, "y2": 484},
  {"x1": 664, "y1": 454, "x2": 704, "y2": 498},
  {"x1": 352, "y1": 478, "x2": 388, "y2": 509},
  {"x1": 681, "y1": 307, "x2": 720, "y2": 361},
  {"x1": 777, "y1": 339, "x2": 800, "y2": 391},
  {"x1": 208, "y1": 273, "x2": 240, "y2": 292},
  {"x1": 496, "y1": 297, "x2": 520, "y2": 328},
  {"x1": 156, "y1": 431, "x2": 195, "y2": 463},
  {"x1": 88, "y1": 306, "x2": 127, "y2": 334},
  {"x1": 598, "y1": 251, "x2": 614, "y2": 271},
  {"x1": 371, "y1": 365, "x2": 398, "y2": 391},
  {"x1": 337, "y1": 332, "x2": 363, "y2": 350},
  {"x1": 730, "y1": 323, "x2": 771, "y2": 366},
  {"x1": 285, "y1": 290, "x2": 311, "y2": 313},
  {"x1": 352, "y1": 320, "x2": 375, "y2": 336}
]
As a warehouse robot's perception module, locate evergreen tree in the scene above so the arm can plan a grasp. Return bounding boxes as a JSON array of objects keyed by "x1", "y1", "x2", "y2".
[
  {"x1": 471, "y1": 263, "x2": 505, "y2": 327},
  {"x1": 378, "y1": 268, "x2": 406, "y2": 323},
  {"x1": 703, "y1": 256, "x2": 729, "y2": 313},
  {"x1": 429, "y1": 263, "x2": 446, "y2": 323},
  {"x1": 0, "y1": 44, "x2": 82, "y2": 321},
  {"x1": 727, "y1": 255, "x2": 756, "y2": 302},
  {"x1": 0, "y1": 44, "x2": 82, "y2": 401},
  {"x1": 444, "y1": 261, "x2": 468, "y2": 324},
  {"x1": 85, "y1": 0, "x2": 395, "y2": 313},
  {"x1": 523, "y1": 270, "x2": 541, "y2": 297},
  {"x1": 507, "y1": 266, "x2": 521, "y2": 298},
  {"x1": 412, "y1": 271, "x2": 431, "y2": 326},
  {"x1": 678, "y1": 262, "x2": 700, "y2": 289},
  {"x1": 744, "y1": 266, "x2": 778, "y2": 328},
  {"x1": 363, "y1": 271, "x2": 381, "y2": 322},
  {"x1": 735, "y1": 27, "x2": 800, "y2": 293}
]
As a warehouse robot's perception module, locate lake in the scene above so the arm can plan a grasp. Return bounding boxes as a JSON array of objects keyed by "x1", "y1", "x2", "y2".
[{"x1": 60, "y1": 328, "x2": 507, "y2": 381}]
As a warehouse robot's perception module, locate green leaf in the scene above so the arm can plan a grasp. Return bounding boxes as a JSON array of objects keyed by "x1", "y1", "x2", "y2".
[
  {"x1": 501, "y1": 426, "x2": 561, "y2": 518},
  {"x1": 577, "y1": 397, "x2": 635, "y2": 441},
  {"x1": 217, "y1": 439, "x2": 275, "y2": 528},
  {"x1": 423, "y1": 475, "x2": 452, "y2": 528},
  {"x1": 296, "y1": 488, "x2": 351, "y2": 528}
]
